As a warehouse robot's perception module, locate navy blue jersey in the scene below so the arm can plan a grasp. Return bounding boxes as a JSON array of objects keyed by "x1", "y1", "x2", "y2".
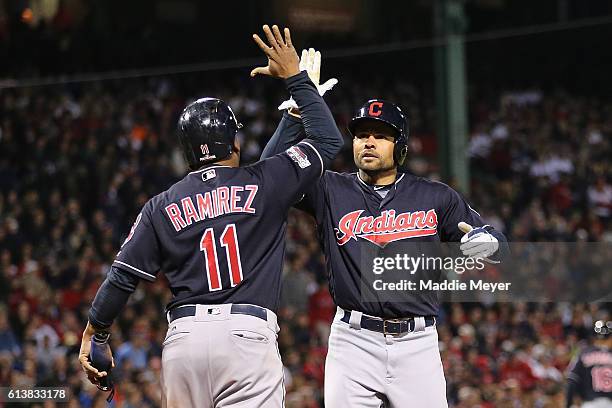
[
  {"x1": 568, "y1": 345, "x2": 612, "y2": 402},
  {"x1": 262, "y1": 114, "x2": 507, "y2": 318},
  {"x1": 300, "y1": 171, "x2": 487, "y2": 318},
  {"x1": 113, "y1": 143, "x2": 323, "y2": 312}
]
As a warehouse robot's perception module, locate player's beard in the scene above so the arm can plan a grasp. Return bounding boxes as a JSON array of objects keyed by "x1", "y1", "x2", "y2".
[{"x1": 355, "y1": 155, "x2": 396, "y2": 173}]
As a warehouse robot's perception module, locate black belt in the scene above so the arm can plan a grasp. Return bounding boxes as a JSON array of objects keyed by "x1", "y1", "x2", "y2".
[
  {"x1": 341, "y1": 311, "x2": 435, "y2": 335},
  {"x1": 168, "y1": 304, "x2": 268, "y2": 323}
]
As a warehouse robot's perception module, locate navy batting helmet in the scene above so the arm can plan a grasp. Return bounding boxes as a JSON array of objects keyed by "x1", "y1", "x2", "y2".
[
  {"x1": 177, "y1": 98, "x2": 242, "y2": 170},
  {"x1": 348, "y1": 99, "x2": 409, "y2": 166}
]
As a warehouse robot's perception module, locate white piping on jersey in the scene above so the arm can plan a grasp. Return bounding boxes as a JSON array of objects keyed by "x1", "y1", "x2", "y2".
[
  {"x1": 467, "y1": 203, "x2": 481, "y2": 216},
  {"x1": 356, "y1": 172, "x2": 405, "y2": 187},
  {"x1": 298, "y1": 141, "x2": 324, "y2": 178},
  {"x1": 188, "y1": 165, "x2": 231, "y2": 175},
  {"x1": 114, "y1": 260, "x2": 156, "y2": 279}
]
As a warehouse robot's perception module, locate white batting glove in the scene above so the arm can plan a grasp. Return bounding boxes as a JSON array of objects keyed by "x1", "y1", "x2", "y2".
[
  {"x1": 458, "y1": 222, "x2": 500, "y2": 263},
  {"x1": 278, "y1": 48, "x2": 339, "y2": 111}
]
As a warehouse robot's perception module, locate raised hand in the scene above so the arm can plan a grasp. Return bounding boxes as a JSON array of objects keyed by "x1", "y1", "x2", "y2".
[{"x1": 251, "y1": 25, "x2": 300, "y2": 79}]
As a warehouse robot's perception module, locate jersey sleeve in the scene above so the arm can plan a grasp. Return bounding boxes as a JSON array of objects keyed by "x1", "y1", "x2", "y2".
[
  {"x1": 295, "y1": 172, "x2": 327, "y2": 218},
  {"x1": 112, "y1": 200, "x2": 161, "y2": 282},
  {"x1": 254, "y1": 141, "x2": 324, "y2": 209},
  {"x1": 260, "y1": 111, "x2": 325, "y2": 217},
  {"x1": 567, "y1": 353, "x2": 585, "y2": 385},
  {"x1": 438, "y1": 186, "x2": 487, "y2": 242},
  {"x1": 261, "y1": 111, "x2": 305, "y2": 160}
]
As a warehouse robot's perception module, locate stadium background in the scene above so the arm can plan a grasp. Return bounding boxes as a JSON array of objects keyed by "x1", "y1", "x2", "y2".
[{"x1": 0, "y1": 0, "x2": 611, "y2": 406}]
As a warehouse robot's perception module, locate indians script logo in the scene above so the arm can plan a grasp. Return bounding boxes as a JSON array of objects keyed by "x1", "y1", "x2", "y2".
[{"x1": 335, "y1": 209, "x2": 438, "y2": 247}]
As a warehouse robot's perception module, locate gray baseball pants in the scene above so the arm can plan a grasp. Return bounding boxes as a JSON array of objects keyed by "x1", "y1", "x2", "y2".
[
  {"x1": 324, "y1": 307, "x2": 448, "y2": 408},
  {"x1": 161, "y1": 304, "x2": 284, "y2": 408}
]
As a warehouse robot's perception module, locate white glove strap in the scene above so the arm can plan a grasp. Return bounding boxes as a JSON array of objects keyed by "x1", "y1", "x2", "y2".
[
  {"x1": 278, "y1": 98, "x2": 297, "y2": 111},
  {"x1": 277, "y1": 78, "x2": 339, "y2": 111}
]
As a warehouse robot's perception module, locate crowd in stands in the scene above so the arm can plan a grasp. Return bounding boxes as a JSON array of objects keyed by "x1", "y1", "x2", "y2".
[{"x1": 0, "y1": 71, "x2": 610, "y2": 407}]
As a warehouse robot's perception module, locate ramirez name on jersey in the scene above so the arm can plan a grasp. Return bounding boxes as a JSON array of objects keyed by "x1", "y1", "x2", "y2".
[{"x1": 164, "y1": 185, "x2": 259, "y2": 232}]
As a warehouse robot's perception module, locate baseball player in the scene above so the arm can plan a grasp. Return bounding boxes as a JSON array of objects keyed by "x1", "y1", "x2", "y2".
[
  {"x1": 259, "y1": 50, "x2": 509, "y2": 407},
  {"x1": 566, "y1": 320, "x2": 612, "y2": 408},
  {"x1": 78, "y1": 25, "x2": 343, "y2": 408}
]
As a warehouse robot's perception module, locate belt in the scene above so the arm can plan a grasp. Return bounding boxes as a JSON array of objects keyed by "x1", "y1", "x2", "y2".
[
  {"x1": 168, "y1": 304, "x2": 268, "y2": 323},
  {"x1": 341, "y1": 311, "x2": 435, "y2": 335}
]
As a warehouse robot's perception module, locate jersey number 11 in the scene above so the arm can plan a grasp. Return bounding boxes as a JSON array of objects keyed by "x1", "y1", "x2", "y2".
[{"x1": 200, "y1": 224, "x2": 243, "y2": 291}]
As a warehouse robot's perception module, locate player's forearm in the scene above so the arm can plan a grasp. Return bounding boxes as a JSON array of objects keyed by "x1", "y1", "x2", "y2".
[
  {"x1": 285, "y1": 71, "x2": 343, "y2": 164},
  {"x1": 261, "y1": 111, "x2": 305, "y2": 159},
  {"x1": 88, "y1": 266, "x2": 140, "y2": 330}
]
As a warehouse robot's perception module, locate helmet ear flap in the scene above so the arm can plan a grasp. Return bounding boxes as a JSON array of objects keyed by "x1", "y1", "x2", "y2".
[
  {"x1": 177, "y1": 127, "x2": 199, "y2": 170},
  {"x1": 395, "y1": 144, "x2": 408, "y2": 166}
]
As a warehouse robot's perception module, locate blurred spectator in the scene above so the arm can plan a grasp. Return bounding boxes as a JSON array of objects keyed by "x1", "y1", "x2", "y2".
[
  {"x1": 308, "y1": 282, "x2": 335, "y2": 344},
  {"x1": 115, "y1": 325, "x2": 152, "y2": 371},
  {"x1": 0, "y1": 306, "x2": 20, "y2": 356},
  {"x1": 588, "y1": 176, "x2": 612, "y2": 219}
]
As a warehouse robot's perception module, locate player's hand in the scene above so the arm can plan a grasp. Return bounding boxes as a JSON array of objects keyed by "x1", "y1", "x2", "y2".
[
  {"x1": 458, "y1": 222, "x2": 499, "y2": 261},
  {"x1": 78, "y1": 322, "x2": 114, "y2": 389},
  {"x1": 251, "y1": 25, "x2": 300, "y2": 79},
  {"x1": 278, "y1": 48, "x2": 339, "y2": 113}
]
